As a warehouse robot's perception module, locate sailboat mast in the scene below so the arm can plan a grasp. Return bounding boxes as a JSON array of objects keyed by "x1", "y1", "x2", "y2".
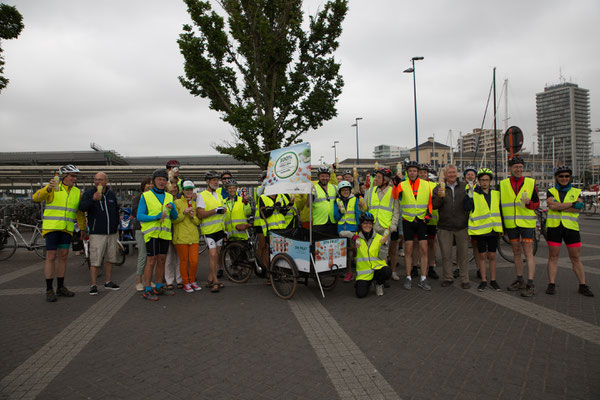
[{"x1": 493, "y1": 67, "x2": 498, "y2": 186}]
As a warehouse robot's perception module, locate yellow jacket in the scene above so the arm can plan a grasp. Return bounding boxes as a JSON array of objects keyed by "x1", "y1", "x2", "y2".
[
  {"x1": 172, "y1": 197, "x2": 201, "y2": 245},
  {"x1": 33, "y1": 184, "x2": 87, "y2": 236}
]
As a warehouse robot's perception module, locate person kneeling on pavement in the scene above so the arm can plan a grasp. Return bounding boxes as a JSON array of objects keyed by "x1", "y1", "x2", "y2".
[{"x1": 348, "y1": 212, "x2": 392, "y2": 298}]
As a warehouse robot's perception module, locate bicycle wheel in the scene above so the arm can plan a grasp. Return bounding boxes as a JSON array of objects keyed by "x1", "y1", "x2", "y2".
[
  {"x1": 585, "y1": 204, "x2": 596, "y2": 217},
  {"x1": 198, "y1": 235, "x2": 208, "y2": 255},
  {"x1": 221, "y1": 241, "x2": 252, "y2": 283},
  {"x1": 0, "y1": 231, "x2": 17, "y2": 261},
  {"x1": 497, "y1": 235, "x2": 515, "y2": 263},
  {"x1": 270, "y1": 253, "x2": 298, "y2": 300},
  {"x1": 113, "y1": 242, "x2": 126, "y2": 266},
  {"x1": 32, "y1": 230, "x2": 47, "y2": 260},
  {"x1": 318, "y1": 273, "x2": 339, "y2": 291}
]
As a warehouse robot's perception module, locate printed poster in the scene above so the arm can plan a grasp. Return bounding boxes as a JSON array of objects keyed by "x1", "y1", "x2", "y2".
[{"x1": 264, "y1": 143, "x2": 312, "y2": 195}]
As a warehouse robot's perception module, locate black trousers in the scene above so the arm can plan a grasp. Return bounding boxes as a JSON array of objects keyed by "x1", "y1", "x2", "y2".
[{"x1": 355, "y1": 266, "x2": 392, "y2": 298}]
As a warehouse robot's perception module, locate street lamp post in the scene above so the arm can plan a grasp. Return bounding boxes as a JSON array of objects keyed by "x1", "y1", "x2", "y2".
[
  {"x1": 332, "y1": 141, "x2": 339, "y2": 163},
  {"x1": 404, "y1": 57, "x2": 424, "y2": 162},
  {"x1": 351, "y1": 117, "x2": 363, "y2": 165}
]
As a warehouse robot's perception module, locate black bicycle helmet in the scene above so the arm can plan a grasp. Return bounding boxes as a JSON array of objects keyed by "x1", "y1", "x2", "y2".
[
  {"x1": 508, "y1": 156, "x2": 525, "y2": 167},
  {"x1": 376, "y1": 167, "x2": 392, "y2": 178},
  {"x1": 463, "y1": 166, "x2": 477, "y2": 177},
  {"x1": 418, "y1": 163, "x2": 429, "y2": 171},
  {"x1": 152, "y1": 168, "x2": 168, "y2": 180},
  {"x1": 342, "y1": 170, "x2": 353, "y2": 177},
  {"x1": 405, "y1": 161, "x2": 419, "y2": 170},
  {"x1": 224, "y1": 178, "x2": 238, "y2": 188},
  {"x1": 221, "y1": 170, "x2": 233, "y2": 179},
  {"x1": 554, "y1": 165, "x2": 572, "y2": 177},
  {"x1": 317, "y1": 165, "x2": 331, "y2": 174},
  {"x1": 205, "y1": 170, "x2": 220, "y2": 180},
  {"x1": 359, "y1": 212, "x2": 375, "y2": 224}
]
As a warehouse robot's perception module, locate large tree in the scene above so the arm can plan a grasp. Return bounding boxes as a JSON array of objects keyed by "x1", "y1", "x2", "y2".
[
  {"x1": 178, "y1": 0, "x2": 348, "y2": 167},
  {"x1": 0, "y1": 3, "x2": 24, "y2": 93}
]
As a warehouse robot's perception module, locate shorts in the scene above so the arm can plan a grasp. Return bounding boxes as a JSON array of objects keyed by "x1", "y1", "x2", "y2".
[
  {"x1": 205, "y1": 231, "x2": 226, "y2": 249},
  {"x1": 391, "y1": 231, "x2": 399, "y2": 241},
  {"x1": 472, "y1": 234, "x2": 498, "y2": 253},
  {"x1": 402, "y1": 219, "x2": 428, "y2": 242},
  {"x1": 546, "y1": 224, "x2": 581, "y2": 247},
  {"x1": 146, "y1": 237, "x2": 170, "y2": 257},
  {"x1": 505, "y1": 227, "x2": 535, "y2": 243},
  {"x1": 45, "y1": 231, "x2": 72, "y2": 251},
  {"x1": 426, "y1": 225, "x2": 437, "y2": 238},
  {"x1": 89, "y1": 233, "x2": 118, "y2": 266}
]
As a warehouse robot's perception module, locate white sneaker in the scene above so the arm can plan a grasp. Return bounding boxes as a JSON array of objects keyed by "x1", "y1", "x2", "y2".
[
  {"x1": 399, "y1": 249, "x2": 405, "y2": 257},
  {"x1": 375, "y1": 284, "x2": 384, "y2": 296},
  {"x1": 183, "y1": 284, "x2": 194, "y2": 293},
  {"x1": 135, "y1": 283, "x2": 144, "y2": 292},
  {"x1": 391, "y1": 272, "x2": 400, "y2": 281},
  {"x1": 191, "y1": 282, "x2": 202, "y2": 291}
]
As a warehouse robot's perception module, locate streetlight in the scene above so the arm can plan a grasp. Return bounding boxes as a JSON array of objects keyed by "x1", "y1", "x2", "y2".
[
  {"x1": 332, "y1": 140, "x2": 339, "y2": 163},
  {"x1": 351, "y1": 117, "x2": 363, "y2": 165},
  {"x1": 404, "y1": 56, "x2": 424, "y2": 162},
  {"x1": 318, "y1": 155, "x2": 324, "y2": 165}
]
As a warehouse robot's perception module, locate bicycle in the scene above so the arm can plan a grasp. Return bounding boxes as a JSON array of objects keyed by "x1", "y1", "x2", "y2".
[
  {"x1": 583, "y1": 195, "x2": 598, "y2": 216},
  {"x1": 220, "y1": 227, "x2": 267, "y2": 283},
  {"x1": 496, "y1": 213, "x2": 543, "y2": 263},
  {"x1": 0, "y1": 219, "x2": 46, "y2": 261}
]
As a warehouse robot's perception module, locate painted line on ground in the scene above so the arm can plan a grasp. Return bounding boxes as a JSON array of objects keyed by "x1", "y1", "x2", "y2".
[
  {"x1": 467, "y1": 289, "x2": 600, "y2": 346},
  {"x1": 0, "y1": 273, "x2": 136, "y2": 400},
  {"x1": 0, "y1": 262, "x2": 44, "y2": 286},
  {"x1": 289, "y1": 289, "x2": 400, "y2": 400},
  {"x1": 0, "y1": 286, "x2": 91, "y2": 296}
]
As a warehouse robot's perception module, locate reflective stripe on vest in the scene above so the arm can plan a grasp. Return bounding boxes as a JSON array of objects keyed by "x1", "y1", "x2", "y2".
[
  {"x1": 546, "y1": 187, "x2": 580, "y2": 230},
  {"x1": 499, "y1": 177, "x2": 536, "y2": 229},
  {"x1": 468, "y1": 190, "x2": 503, "y2": 236},
  {"x1": 225, "y1": 197, "x2": 249, "y2": 240},
  {"x1": 313, "y1": 182, "x2": 336, "y2": 225},
  {"x1": 338, "y1": 197, "x2": 357, "y2": 230},
  {"x1": 260, "y1": 194, "x2": 286, "y2": 236},
  {"x1": 365, "y1": 186, "x2": 394, "y2": 228},
  {"x1": 140, "y1": 191, "x2": 173, "y2": 242},
  {"x1": 355, "y1": 234, "x2": 387, "y2": 281},
  {"x1": 42, "y1": 185, "x2": 80, "y2": 233},
  {"x1": 199, "y1": 190, "x2": 224, "y2": 234},
  {"x1": 399, "y1": 179, "x2": 429, "y2": 222}
]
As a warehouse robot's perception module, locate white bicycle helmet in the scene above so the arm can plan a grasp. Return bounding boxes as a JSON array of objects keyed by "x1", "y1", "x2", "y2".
[
  {"x1": 59, "y1": 164, "x2": 80, "y2": 174},
  {"x1": 337, "y1": 180, "x2": 352, "y2": 193}
]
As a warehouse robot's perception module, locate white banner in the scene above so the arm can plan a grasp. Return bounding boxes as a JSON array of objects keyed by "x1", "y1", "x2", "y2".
[{"x1": 264, "y1": 143, "x2": 312, "y2": 195}]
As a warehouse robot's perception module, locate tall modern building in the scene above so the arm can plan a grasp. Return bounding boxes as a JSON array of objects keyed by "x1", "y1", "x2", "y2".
[
  {"x1": 536, "y1": 82, "x2": 591, "y2": 178},
  {"x1": 373, "y1": 145, "x2": 410, "y2": 159}
]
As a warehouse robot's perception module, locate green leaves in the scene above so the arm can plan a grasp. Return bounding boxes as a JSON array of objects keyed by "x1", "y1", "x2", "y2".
[
  {"x1": 179, "y1": 0, "x2": 348, "y2": 167},
  {"x1": 0, "y1": 3, "x2": 25, "y2": 93}
]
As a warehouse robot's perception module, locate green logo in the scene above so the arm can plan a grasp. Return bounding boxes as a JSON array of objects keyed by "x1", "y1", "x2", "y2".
[{"x1": 274, "y1": 151, "x2": 299, "y2": 179}]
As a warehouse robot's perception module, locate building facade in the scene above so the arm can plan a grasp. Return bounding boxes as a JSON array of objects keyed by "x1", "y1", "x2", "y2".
[
  {"x1": 536, "y1": 82, "x2": 591, "y2": 179},
  {"x1": 457, "y1": 129, "x2": 503, "y2": 159},
  {"x1": 409, "y1": 137, "x2": 451, "y2": 168},
  {"x1": 373, "y1": 145, "x2": 409, "y2": 159}
]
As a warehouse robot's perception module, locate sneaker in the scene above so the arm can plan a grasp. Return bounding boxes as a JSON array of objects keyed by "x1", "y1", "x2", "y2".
[
  {"x1": 418, "y1": 278, "x2": 431, "y2": 291},
  {"x1": 578, "y1": 285, "x2": 594, "y2": 297},
  {"x1": 490, "y1": 281, "x2": 501, "y2": 291},
  {"x1": 453, "y1": 268, "x2": 460, "y2": 279},
  {"x1": 403, "y1": 278, "x2": 412, "y2": 290},
  {"x1": 428, "y1": 267, "x2": 439, "y2": 280},
  {"x1": 343, "y1": 272, "x2": 354, "y2": 282},
  {"x1": 183, "y1": 284, "x2": 194, "y2": 293},
  {"x1": 46, "y1": 289, "x2": 57, "y2": 302},
  {"x1": 477, "y1": 281, "x2": 487, "y2": 292},
  {"x1": 375, "y1": 284, "x2": 384, "y2": 296},
  {"x1": 545, "y1": 283, "x2": 556, "y2": 295},
  {"x1": 191, "y1": 282, "x2": 202, "y2": 291},
  {"x1": 89, "y1": 285, "x2": 98, "y2": 296},
  {"x1": 104, "y1": 281, "x2": 120, "y2": 291},
  {"x1": 399, "y1": 249, "x2": 405, "y2": 257},
  {"x1": 521, "y1": 284, "x2": 535, "y2": 297},
  {"x1": 143, "y1": 289, "x2": 159, "y2": 301},
  {"x1": 507, "y1": 279, "x2": 524, "y2": 291},
  {"x1": 56, "y1": 286, "x2": 75, "y2": 297},
  {"x1": 135, "y1": 283, "x2": 144, "y2": 292},
  {"x1": 162, "y1": 287, "x2": 175, "y2": 296},
  {"x1": 391, "y1": 271, "x2": 400, "y2": 281}
]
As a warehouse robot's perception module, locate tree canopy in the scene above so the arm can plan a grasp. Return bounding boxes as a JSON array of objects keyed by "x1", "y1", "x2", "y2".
[
  {"x1": 178, "y1": 0, "x2": 348, "y2": 167},
  {"x1": 0, "y1": 3, "x2": 24, "y2": 93}
]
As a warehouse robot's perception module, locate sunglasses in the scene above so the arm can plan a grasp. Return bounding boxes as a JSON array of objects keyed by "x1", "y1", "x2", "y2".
[{"x1": 557, "y1": 174, "x2": 570, "y2": 178}]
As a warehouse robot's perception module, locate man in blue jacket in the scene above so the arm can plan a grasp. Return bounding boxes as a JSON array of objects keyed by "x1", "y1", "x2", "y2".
[{"x1": 79, "y1": 172, "x2": 121, "y2": 295}]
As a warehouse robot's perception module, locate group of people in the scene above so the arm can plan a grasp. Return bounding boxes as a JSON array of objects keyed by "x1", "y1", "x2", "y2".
[{"x1": 34, "y1": 156, "x2": 594, "y2": 303}]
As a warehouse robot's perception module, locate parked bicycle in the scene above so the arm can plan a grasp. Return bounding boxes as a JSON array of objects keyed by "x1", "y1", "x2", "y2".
[
  {"x1": 0, "y1": 218, "x2": 46, "y2": 261},
  {"x1": 583, "y1": 195, "x2": 598, "y2": 216},
  {"x1": 220, "y1": 225, "x2": 267, "y2": 283},
  {"x1": 496, "y1": 208, "x2": 545, "y2": 263}
]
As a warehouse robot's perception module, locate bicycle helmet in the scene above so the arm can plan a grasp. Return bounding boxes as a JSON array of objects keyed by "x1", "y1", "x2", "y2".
[
  {"x1": 342, "y1": 170, "x2": 353, "y2": 177},
  {"x1": 376, "y1": 167, "x2": 392, "y2": 178},
  {"x1": 152, "y1": 168, "x2": 168, "y2": 180},
  {"x1": 224, "y1": 178, "x2": 238, "y2": 188},
  {"x1": 508, "y1": 156, "x2": 525, "y2": 167},
  {"x1": 205, "y1": 170, "x2": 220, "y2": 180},
  {"x1": 317, "y1": 165, "x2": 331, "y2": 175},
  {"x1": 59, "y1": 164, "x2": 80, "y2": 174},
  {"x1": 405, "y1": 161, "x2": 419, "y2": 170},
  {"x1": 554, "y1": 165, "x2": 572, "y2": 177},
  {"x1": 221, "y1": 170, "x2": 233, "y2": 179},
  {"x1": 337, "y1": 180, "x2": 352, "y2": 193},
  {"x1": 463, "y1": 166, "x2": 477, "y2": 177},
  {"x1": 418, "y1": 163, "x2": 429, "y2": 171},
  {"x1": 359, "y1": 212, "x2": 375, "y2": 224},
  {"x1": 477, "y1": 168, "x2": 494, "y2": 179},
  {"x1": 165, "y1": 159, "x2": 180, "y2": 168}
]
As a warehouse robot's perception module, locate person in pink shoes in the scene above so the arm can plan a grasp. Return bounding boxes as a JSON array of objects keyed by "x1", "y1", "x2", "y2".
[{"x1": 173, "y1": 180, "x2": 202, "y2": 293}]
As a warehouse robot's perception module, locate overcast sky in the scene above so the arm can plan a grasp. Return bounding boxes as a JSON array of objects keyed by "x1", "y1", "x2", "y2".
[{"x1": 1, "y1": 0, "x2": 598, "y2": 164}]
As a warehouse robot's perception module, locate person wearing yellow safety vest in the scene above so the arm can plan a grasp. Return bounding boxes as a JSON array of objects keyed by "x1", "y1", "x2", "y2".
[
  {"x1": 196, "y1": 170, "x2": 227, "y2": 293},
  {"x1": 223, "y1": 179, "x2": 253, "y2": 241},
  {"x1": 412, "y1": 163, "x2": 440, "y2": 280},
  {"x1": 500, "y1": 156, "x2": 540, "y2": 297},
  {"x1": 392, "y1": 162, "x2": 432, "y2": 290},
  {"x1": 352, "y1": 212, "x2": 392, "y2": 297},
  {"x1": 365, "y1": 167, "x2": 400, "y2": 284},
  {"x1": 545, "y1": 166, "x2": 594, "y2": 297},
  {"x1": 312, "y1": 165, "x2": 338, "y2": 237},
  {"x1": 32, "y1": 164, "x2": 87, "y2": 303},
  {"x1": 463, "y1": 168, "x2": 503, "y2": 292},
  {"x1": 458, "y1": 166, "x2": 480, "y2": 280},
  {"x1": 136, "y1": 169, "x2": 179, "y2": 301},
  {"x1": 253, "y1": 171, "x2": 268, "y2": 270},
  {"x1": 333, "y1": 180, "x2": 367, "y2": 282}
]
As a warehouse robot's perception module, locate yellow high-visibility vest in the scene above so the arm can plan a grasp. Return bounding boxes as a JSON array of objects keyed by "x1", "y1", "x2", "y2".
[
  {"x1": 546, "y1": 187, "x2": 581, "y2": 231},
  {"x1": 355, "y1": 234, "x2": 387, "y2": 281},
  {"x1": 42, "y1": 184, "x2": 80, "y2": 234},
  {"x1": 365, "y1": 185, "x2": 394, "y2": 228},
  {"x1": 468, "y1": 190, "x2": 503, "y2": 236},
  {"x1": 140, "y1": 191, "x2": 174, "y2": 242},
  {"x1": 199, "y1": 190, "x2": 225, "y2": 235},
  {"x1": 500, "y1": 177, "x2": 536, "y2": 229},
  {"x1": 399, "y1": 179, "x2": 429, "y2": 222},
  {"x1": 312, "y1": 182, "x2": 336, "y2": 225}
]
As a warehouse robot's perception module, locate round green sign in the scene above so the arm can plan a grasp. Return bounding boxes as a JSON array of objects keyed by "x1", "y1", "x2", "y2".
[{"x1": 274, "y1": 151, "x2": 299, "y2": 179}]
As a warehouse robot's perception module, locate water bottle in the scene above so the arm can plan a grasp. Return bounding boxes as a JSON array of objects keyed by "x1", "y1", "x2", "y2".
[
  {"x1": 336, "y1": 198, "x2": 346, "y2": 214},
  {"x1": 521, "y1": 190, "x2": 528, "y2": 207},
  {"x1": 52, "y1": 173, "x2": 60, "y2": 192}
]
